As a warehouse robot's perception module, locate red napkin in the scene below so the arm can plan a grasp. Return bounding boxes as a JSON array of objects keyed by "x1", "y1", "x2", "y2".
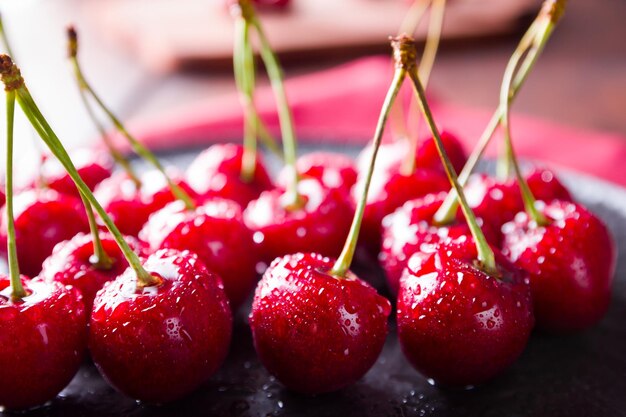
[{"x1": 115, "y1": 56, "x2": 626, "y2": 187}]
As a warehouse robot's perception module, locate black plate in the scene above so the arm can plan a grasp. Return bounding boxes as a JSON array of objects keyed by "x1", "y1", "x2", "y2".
[{"x1": 13, "y1": 146, "x2": 626, "y2": 417}]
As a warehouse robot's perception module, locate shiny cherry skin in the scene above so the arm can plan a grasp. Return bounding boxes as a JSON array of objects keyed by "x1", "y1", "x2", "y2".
[
  {"x1": 380, "y1": 192, "x2": 498, "y2": 295},
  {"x1": 250, "y1": 253, "x2": 391, "y2": 394},
  {"x1": 356, "y1": 167, "x2": 450, "y2": 256},
  {"x1": 0, "y1": 276, "x2": 87, "y2": 410},
  {"x1": 32, "y1": 149, "x2": 113, "y2": 197},
  {"x1": 39, "y1": 232, "x2": 147, "y2": 313},
  {"x1": 277, "y1": 151, "x2": 358, "y2": 192},
  {"x1": 186, "y1": 143, "x2": 273, "y2": 208},
  {"x1": 397, "y1": 238, "x2": 534, "y2": 387},
  {"x1": 94, "y1": 169, "x2": 197, "y2": 237},
  {"x1": 356, "y1": 132, "x2": 467, "y2": 178},
  {"x1": 501, "y1": 201, "x2": 615, "y2": 332},
  {"x1": 89, "y1": 249, "x2": 232, "y2": 404},
  {"x1": 244, "y1": 179, "x2": 353, "y2": 263},
  {"x1": 140, "y1": 199, "x2": 258, "y2": 309},
  {"x1": 0, "y1": 188, "x2": 5, "y2": 208},
  {"x1": 0, "y1": 190, "x2": 89, "y2": 277},
  {"x1": 465, "y1": 168, "x2": 572, "y2": 240}
]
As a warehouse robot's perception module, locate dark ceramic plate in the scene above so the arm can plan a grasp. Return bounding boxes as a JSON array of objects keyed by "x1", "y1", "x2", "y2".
[{"x1": 13, "y1": 145, "x2": 626, "y2": 417}]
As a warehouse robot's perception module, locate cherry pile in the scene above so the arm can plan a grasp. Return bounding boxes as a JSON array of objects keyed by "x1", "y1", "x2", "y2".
[{"x1": 0, "y1": 0, "x2": 617, "y2": 411}]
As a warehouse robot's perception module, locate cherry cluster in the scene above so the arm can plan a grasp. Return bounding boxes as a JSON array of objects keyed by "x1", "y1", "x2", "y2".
[{"x1": 0, "y1": 0, "x2": 616, "y2": 411}]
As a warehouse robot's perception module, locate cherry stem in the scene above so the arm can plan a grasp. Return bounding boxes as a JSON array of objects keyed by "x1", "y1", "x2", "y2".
[
  {"x1": 401, "y1": 0, "x2": 446, "y2": 176},
  {"x1": 233, "y1": 13, "x2": 259, "y2": 182},
  {"x1": 242, "y1": 0, "x2": 303, "y2": 209},
  {"x1": 433, "y1": 0, "x2": 565, "y2": 225},
  {"x1": 4, "y1": 89, "x2": 27, "y2": 300},
  {"x1": 66, "y1": 29, "x2": 194, "y2": 211},
  {"x1": 399, "y1": 36, "x2": 497, "y2": 274},
  {"x1": 330, "y1": 41, "x2": 409, "y2": 278},
  {"x1": 82, "y1": 197, "x2": 114, "y2": 270},
  {"x1": 0, "y1": 55, "x2": 160, "y2": 289},
  {"x1": 0, "y1": 13, "x2": 15, "y2": 58}
]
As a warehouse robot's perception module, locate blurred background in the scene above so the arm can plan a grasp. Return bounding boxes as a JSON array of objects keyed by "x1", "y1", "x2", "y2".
[{"x1": 0, "y1": 0, "x2": 624, "y2": 180}]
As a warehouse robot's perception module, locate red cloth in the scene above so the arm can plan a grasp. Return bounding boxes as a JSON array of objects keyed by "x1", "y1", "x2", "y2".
[{"x1": 116, "y1": 56, "x2": 626, "y2": 187}]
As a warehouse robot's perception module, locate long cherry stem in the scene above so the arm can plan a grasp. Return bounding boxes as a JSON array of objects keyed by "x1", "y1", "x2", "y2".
[
  {"x1": 67, "y1": 27, "x2": 141, "y2": 189},
  {"x1": 433, "y1": 0, "x2": 565, "y2": 225},
  {"x1": 4, "y1": 89, "x2": 27, "y2": 300},
  {"x1": 0, "y1": 56, "x2": 160, "y2": 289},
  {"x1": 330, "y1": 63, "x2": 406, "y2": 277},
  {"x1": 243, "y1": 0, "x2": 303, "y2": 209},
  {"x1": 401, "y1": 36, "x2": 497, "y2": 274},
  {"x1": 66, "y1": 29, "x2": 194, "y2": 211},
  {"x1": 401, "y1": 0, "x2": 446, "y2": 175},
  {"x1": 0, "y1": 13, "x2": 15, "y2": 58}
]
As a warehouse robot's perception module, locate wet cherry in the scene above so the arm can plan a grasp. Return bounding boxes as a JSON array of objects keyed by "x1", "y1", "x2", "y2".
[
  {"x1": 140, "y1": 199, "x2": 258, "y2": 309},
  {"x1": 244, "y1": 178, "x2": 353, "y2": 263},
  {"x1": 89, "y1": 249, "x2": 232, "y2": 404},
  {"x1": 397, "y1": 238, "x2": 534, "y2": 387},
  {"x1": 39, "y1": 232, "x2": 147, "y2": 313},
  {"x1": 379, "y1": 191, "x2": 497, "y2": 295},
  {"x1": 0, "y1": 190, "x2": 89, "y2": 276},
  {"x1": 0, "y1": 277, "x2": 87, "y2": 410},
  {"x1": 250, "y1": 253, "x2": 390, "y2": 394},
  {"x1": 94, "y1": 169, "x2": 197, "y2": 237},
  {"x1": 277, "y1": 151, "x2": 358, "y2": 193},
  {"x1": 186, "y1": 143, "x2": 273, "y2": 208},
  {"x1": 501, "y1": 200, "x2": 615, "y2": 332}
]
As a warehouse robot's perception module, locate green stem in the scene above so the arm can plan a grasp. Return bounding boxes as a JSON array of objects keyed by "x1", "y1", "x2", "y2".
[
  {"x1": 5, "y1": 90, "x2": 27, "y2": 300},
  {"x1": 400, "y1": 0, "x2": 446, "y2": 176},
  {"x1": 0, "y1": 13, "x2": 15, "y2": 58},
  {"x1": 82, "y1": 196, "x2": 114, "y2": 270},
  {"x1": 434, "y1": 0, "x2": 565, "y2": 225},
  {"x1": 331, "y1": 70, "x2": 407, "y2": 277},
  {"x1": 402, "y1": 36, "x2": 497, "y2": 275},
  {"x1": 247, "y1": 5, "x2": 302, "y2": 209},
  {"x1": 67, "y1": 27, "x2": 141, "y2": 189},
  {"x1": 65, "y1": 30, "x2": 194, "y2": 210},
  {"x1": 234, "y1": 16, "x2": 258, "y2": 182},
  {"x1": 0, "y1": 56, "x2": 159, "y2": 288}
]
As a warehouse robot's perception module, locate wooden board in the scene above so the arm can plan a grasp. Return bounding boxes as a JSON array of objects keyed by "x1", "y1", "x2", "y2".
[{"x1": 86, "y1": 0, "x2": 539, "y2": 72}]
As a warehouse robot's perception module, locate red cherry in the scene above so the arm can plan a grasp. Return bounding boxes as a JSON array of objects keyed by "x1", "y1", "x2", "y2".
[
  {"x1": 465, "y1": 168, "x2": 572, "y2": 240},
  {"x1": 0, "y1": 188, "x2": 5, "y2": 208},
  {"x1": 277, "y1": 151, "x2": 358, "y2": 192},
  {"x1": 250, "y1": 252, "x2": 390, "y2": 394},
  {"x1": 244, "y1": 179, "x2": 353, "y2": 263},
  {"x1": 356, "y1": 168, "x2": 449, "y2": 256},
  {"x1": 397, "y1": 238, "x2": 534, "y2": 387},
  {"x1": 185, "y1": 144, "x2": 273, "y2": 208},
  {"x1": 39, "y1": 232, "x2": 147, "y2": 313},
  {"x1": 0, "y1": 190, "x2": 89, "y2": 277},
  {"x1": 140, "y1": 199, "x2": 258, "y2": 309},
  {"x1": 89, "y1": 249, "x2": 232, "y2": 404},
  {"x1": 33, "y1": 149, "x2": 113, "y2": 197},
  {"x1": 0, "y1": 276, "x2": 87, "y2": 410},
  {"x1": 253, "y1": 0, "x2": 291, "y2": 8},
  {"x1": 501, "y1": 200, "x2": 615, "y2": 332},
  {"x1": 94, "y1": 169, "x2": 197, "y2": 237},
  {"x1": 380, "y1": 192, "x2": 498, "y2": 295},
  {"x1": 356, "y1": 132, "x2": 467, "y2": 178}
]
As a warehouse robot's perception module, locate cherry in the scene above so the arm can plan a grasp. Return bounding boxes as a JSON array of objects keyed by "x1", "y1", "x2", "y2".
[
  {"x1": 356, "y1": 166, "x2": 449, "y2": 255},
  {"x1": 397, "y1": 238, "x2": 534, "y2": 387},
  {"x1": 29, "y1": 149, "x2": 113, "y2": 197},
  {"x1": 0, "y1": 189, "x2": 89, "y2": 276},
  {"x1": 379, "y1": 191, "x2": 498, "y2": 295},
  {"x1": 250, "y1": 253, "x2": 390, "y2": 393},
  {"x1": 244, "y1": 178, "x2": 353, "y2": 263},
  {"x1": 226, "y1": 0, "x2": 290, "y2": 11},
  {"x1": 464, "y1": 168, "x2": 572, "y2": 241},
  {"x1": 140, "y1": 199, "x2": 258, "y2": 309},
  {"x1": 94, "y1": 169, "x2": 197, "y2": 237},
  {"x1": 277, "y1": 151, "x2": 358, "y2": 192},
  {"x1": 89, "y1": 249, "x2": 232, "y2": 404},
  {"x1": 39, "y1": 232, "x2": 147, "y2": 313},
  {"x1": 0, "y1": 277, "x2": 87, "y2": 410},
  {"x1": 186, "y1": 143, "x2": 273, "y2": 208},
  {"x1": 501, "y1": 200, "x2": 615, "y2": 332},
  {"x1": 356, "y1": 131, "x2": 467, "y2": 179}
]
